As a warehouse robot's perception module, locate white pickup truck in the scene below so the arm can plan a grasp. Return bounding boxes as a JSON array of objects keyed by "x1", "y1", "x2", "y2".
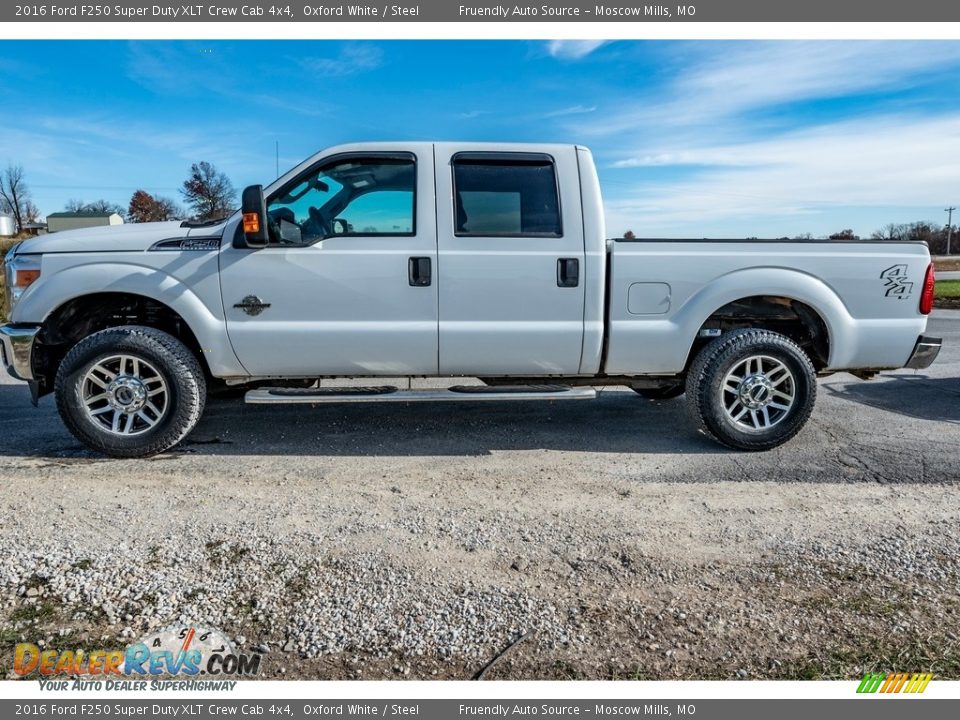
[{"x1": 1, "y1": 143, "x2": 942, "y2": 457}]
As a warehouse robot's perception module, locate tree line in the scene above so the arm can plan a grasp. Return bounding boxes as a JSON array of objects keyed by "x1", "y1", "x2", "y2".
[
  {"x1": 0, "y1": 161, "x2": 237, "y2": 230},
  {"x1": 3, "y1": 161, "x2": 957, "y2": 253}
]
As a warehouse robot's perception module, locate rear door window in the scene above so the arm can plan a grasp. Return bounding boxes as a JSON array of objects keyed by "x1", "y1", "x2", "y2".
[{"x1": 452, "y1": 154, "x2": 562, "y2": 237}]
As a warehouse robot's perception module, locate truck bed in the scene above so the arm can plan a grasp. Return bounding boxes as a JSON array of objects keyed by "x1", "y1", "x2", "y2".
[{"x1": 602, "y1": 239, "x2": 931, "y2": 375}]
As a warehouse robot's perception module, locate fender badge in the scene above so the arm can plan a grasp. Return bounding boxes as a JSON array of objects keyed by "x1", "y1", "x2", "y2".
[{"x1": 880, "y1": 265, "x2": 913, "y2": 299}]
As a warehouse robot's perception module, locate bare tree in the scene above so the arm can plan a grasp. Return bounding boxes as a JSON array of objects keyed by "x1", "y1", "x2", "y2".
[
  {"x1": 0, "y1": 164, "x2": 33, "y2": 232},
  {"x1": 180, "y1": 161, "x2": 237, "y2": 221},
  {"x1": 871, "y1": 223, "x2": 907, "y2": 241},
  {"x1": 23, "y1": 201, "x2": 41, "y2": 224},
  {"x1": 65, "y1": 198, "x2": 126, "y2": 216}
]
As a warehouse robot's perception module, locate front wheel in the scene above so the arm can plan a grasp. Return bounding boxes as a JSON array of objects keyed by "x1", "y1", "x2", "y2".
[
  {"x1": 685, "y1": 329, "x2": 816, "y2": 451},
  {"x1": 55, "y1": 326, "x2": 206, "y2": 458}
]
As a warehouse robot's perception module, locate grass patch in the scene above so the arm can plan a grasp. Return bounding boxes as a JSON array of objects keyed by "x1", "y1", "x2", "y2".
[
  {"x1": 936, "y1": 279, "x2": 960, "y2": 298},
  {"x1": 0, "y1": 626, "x2": 22, "y2": 647},
  {"x1": 10, "y1": 602, "x2": 56, "y2": 623},
  {"x1": 781, "y1": 639, "x2": 960, "y2": 680},
  {"x1": 24, "y1": 574, "x2": 50, "y2": 590},
  {"x1": 935, "y1": 279, "x2": 960, "y2": 309},
  {"x1": 286, "y1": 570, "x2": 310, "y2": 595}
]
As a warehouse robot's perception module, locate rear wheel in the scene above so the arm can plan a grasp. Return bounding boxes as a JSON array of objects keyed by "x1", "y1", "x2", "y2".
[
  {"x1": 55, "y1": 326, "x2": 206, "y2": 458},
  {"x1": 685, "y1": 328, "x2": 816, "y2": 451}
]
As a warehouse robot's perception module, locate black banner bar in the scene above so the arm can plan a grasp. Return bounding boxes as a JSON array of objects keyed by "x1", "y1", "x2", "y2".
[
  {"x1": 4, "y1": 1, "x2": 960, "y2": 23},
  {"x1": 3, "y1": 699, "x2": 960, "y2": 720}
]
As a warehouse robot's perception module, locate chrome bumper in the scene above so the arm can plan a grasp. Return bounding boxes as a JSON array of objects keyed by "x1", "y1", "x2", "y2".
[
  {"x1": 905, "y1": 334, "x2": 942, "y2": 370},
  {"x1": 0, "y1": 324, "x2": 40, "y2": 381}
]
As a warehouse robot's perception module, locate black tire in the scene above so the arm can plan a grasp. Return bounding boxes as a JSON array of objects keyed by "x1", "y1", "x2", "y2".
[
  {"x1": 55, "y1": 326, "x2": 206, "y2": 458},
  {"x1": 685, "y1": 328, "x2": 816, "y2": 451},
  {"x1": 632, "y1": 384, "x2": 685, "y2": 400}
]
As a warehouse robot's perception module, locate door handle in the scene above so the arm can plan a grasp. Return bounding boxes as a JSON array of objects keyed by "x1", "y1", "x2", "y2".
[
  {"x1": 557, "y1": 258, "x2": 579, "y2": 288},
  {"x1": 408, "y1": 257, "x2": 432, "y2": 287}
]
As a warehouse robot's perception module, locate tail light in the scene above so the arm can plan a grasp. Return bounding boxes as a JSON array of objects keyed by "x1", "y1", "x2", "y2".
[{"x1": 919, "y1": 263, "x2": 936, "y2": 315}]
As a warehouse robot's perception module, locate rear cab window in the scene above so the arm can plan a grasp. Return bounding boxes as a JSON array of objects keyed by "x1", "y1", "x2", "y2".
[{"x1": 452, "y1": 153, "x2": 562, "y2": 237}]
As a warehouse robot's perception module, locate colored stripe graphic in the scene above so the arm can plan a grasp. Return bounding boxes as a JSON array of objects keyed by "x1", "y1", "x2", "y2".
[
  {"x1": 858, "y1": 671, "x2": 932, "y2": 694},
  {"x1": 857, "y1": 672, "x2": 885, "y2": 693},
  {"x1": 904, "y1": 673, "x2": 934, "y2": 693}
]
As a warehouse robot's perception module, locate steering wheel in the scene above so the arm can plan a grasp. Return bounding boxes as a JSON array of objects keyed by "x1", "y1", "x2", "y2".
[{"x1": 308, "y1": 206, "x2": 333, "y2": 239}]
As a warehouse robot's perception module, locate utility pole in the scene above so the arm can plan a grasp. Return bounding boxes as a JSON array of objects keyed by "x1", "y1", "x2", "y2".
[{"x1": 947, "y1": 206, "x2": 956, "y2": 256}]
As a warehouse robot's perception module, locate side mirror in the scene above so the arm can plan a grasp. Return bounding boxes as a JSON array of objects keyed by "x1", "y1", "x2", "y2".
[{"x1": 238, "y1": 185, "x2": 269, "y2": 248}]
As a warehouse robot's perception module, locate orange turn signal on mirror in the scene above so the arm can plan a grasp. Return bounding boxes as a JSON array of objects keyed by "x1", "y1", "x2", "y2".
[
  {"x1": 14, "y1": 269, "x2": 40, "y2": 288},
  {"x1": 242, "y1": 212, "x2": 260, "y2": 233}
]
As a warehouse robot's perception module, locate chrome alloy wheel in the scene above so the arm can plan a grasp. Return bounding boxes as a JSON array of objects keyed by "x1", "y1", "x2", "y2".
[
  {"x1": 720, "y1": 354, "x2": 796, "y2": 433},
  {"x1": 81, "y1": 355, "x2": 168, "y2": 436}
]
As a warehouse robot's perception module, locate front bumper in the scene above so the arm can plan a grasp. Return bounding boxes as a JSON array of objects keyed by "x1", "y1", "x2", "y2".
[
  {"x1": 0, "y1": 324, "x2": 40, "y2": 381},
  {"x1": 905, "y1": 334, "x2": 942, "y2": 370}
]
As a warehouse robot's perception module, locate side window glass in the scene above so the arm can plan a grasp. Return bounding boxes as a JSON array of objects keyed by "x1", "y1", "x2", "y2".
[
  {"x1": 266, "y1": 156, "x2": 416, "y2": 244},
  {"x1": 452, "y1": 156, "x2": 562, "y2": 237},
  {"x1": 339, "y1": 190, "x2": 414, "y2": 234}
]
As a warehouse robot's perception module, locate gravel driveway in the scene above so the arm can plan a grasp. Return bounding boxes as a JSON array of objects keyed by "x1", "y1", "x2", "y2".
[{"x1": 1, "y1": 312, "x2": 958, "y2": 680}]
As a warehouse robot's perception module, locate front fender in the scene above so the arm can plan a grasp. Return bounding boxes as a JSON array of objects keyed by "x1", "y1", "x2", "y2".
[{"x1": 13, "y1": 256, "x2": 245, "y2": 377}]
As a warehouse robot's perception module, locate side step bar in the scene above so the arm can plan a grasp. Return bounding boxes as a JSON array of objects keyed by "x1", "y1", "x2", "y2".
[{"x1": 245, "y1": 384, "x2": 597, "y2": 405}]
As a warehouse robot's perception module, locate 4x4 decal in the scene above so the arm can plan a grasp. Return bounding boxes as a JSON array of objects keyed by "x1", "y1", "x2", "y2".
[{"x1": 880, "y1": 264, "x2": 914, "y2": 299}]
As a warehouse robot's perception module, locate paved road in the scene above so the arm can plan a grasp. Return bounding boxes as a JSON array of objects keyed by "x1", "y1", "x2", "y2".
[
  {"x1": 1, "y1": 312, "x2": 957, "y2": 680},
  {"x1": 939, "y1": 270, "x2": 960, "y2": 280},
  {"x1": 3, "y1": 311, "x2": 957, "y2": 473}
]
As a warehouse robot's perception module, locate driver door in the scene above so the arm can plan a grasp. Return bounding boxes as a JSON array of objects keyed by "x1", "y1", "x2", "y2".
[{"x1": 219, "y1": 146, "x2": 438, "y2": 376}]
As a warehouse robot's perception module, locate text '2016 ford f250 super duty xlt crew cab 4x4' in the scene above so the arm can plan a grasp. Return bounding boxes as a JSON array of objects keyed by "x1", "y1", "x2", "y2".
[{"x1": 1, "y1": 143, "x2": 942, "y2": 457}]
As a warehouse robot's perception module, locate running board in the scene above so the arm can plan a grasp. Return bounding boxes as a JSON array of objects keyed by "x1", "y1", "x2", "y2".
[{"x1": 244, "y1": 384, "x2": 597, "y2": 404}]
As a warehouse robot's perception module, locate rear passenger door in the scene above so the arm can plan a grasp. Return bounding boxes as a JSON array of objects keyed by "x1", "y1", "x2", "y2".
[{"x1": 434, "y1": 146, "x2": 586, "y2": 375}]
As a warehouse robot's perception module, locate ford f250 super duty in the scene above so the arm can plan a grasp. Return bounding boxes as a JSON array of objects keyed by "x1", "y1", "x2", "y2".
[{"x1": 1, "y1": 143, "x2": 942, "y2": 457}]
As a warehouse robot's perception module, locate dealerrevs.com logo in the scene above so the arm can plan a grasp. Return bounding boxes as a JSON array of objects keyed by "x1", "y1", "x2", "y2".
[{"x1": 14, "y1": 625, "x2": 261, "y2": 680}]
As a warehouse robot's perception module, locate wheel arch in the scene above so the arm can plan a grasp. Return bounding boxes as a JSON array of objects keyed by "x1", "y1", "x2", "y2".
[
  {"x1": 689, "y1": 295, "x2": 831, "y2": 371},
  {"x1": 32, "y1": 291, "x2": 211, "y2": 397},
  {"x1": 675, "y1": 267, "x2": 851, "y2": 372}
]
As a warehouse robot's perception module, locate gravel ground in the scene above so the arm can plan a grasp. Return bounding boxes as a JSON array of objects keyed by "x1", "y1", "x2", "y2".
[{"x1": 1, "y1": 312, "x2": 958, "y2": 680}]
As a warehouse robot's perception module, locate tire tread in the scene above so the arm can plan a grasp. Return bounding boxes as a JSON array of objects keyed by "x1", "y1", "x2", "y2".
[
  {"x1": 685, "y1": 328, "x2": 816, "y2": 451},
  {"x1": 54, "y1": 326, "x2": 206, "y2": 458}
]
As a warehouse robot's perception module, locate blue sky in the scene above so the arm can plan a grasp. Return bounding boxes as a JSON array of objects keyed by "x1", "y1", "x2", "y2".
[{"x1": 1, "y1": 40, "x2": 959, "y2": 237}]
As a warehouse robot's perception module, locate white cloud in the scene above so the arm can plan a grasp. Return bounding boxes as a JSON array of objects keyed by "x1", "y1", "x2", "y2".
[
  {"x1": 574, "y1": 41, "x2": 960, "y2": 136},
  {"x1": 298, "y1": 45, "x2": 384, "y2": 77},
  {"x1": 602, "y1": 113, "x2": 960, "y2": 234},
  {"x1": 457, "y1": 110, "x2": 491, "y2": 119},
  {"x1": 545, "y1": 40, "x2": 609, "y2": 60},
  {"x1": 544, "y1": 105, "x2": 598, "y2": 118}
]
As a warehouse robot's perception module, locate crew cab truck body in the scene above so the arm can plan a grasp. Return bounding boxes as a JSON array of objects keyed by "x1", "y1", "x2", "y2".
[{"x1": 1, "y1": 142, "x2": 942, "y2": 457}]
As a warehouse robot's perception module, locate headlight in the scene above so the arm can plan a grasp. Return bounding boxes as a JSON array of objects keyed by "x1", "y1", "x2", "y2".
[{"x1": 4, "y1": 248, "x2": 42, "y2": 311}]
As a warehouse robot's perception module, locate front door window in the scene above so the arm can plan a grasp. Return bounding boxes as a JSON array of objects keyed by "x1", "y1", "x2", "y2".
[{"x1": 266, "y1": 156, "x2": 416, "y2": 245}]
